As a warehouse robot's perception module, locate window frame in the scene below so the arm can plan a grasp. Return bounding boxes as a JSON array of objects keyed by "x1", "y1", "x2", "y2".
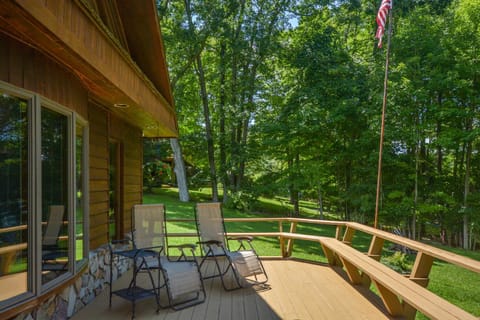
[
  {"x1": 0, "y1": 80, "x2": 89, "y2": 309},
  {"x1": 38, "y1": 98, "x2": 74, "y2": 290},
  {"x1": 74, "y1": 115, "x2": 89, "y2": 269},
  {"x1": 0, "y1": 82, "x2": 36, "y2": 305}
]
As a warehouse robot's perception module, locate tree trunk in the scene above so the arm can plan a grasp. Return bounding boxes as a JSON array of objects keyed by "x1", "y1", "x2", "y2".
[
  {"x1": 170, "y1": 138, "x2": 189, "y2": 202},
  {"x1": 318, "y1": 184, "x2": 324, "y2": 220},
  {"x1": 218, "y1": 42, "x2": 229, "y2": 205},
  {"x1": 184, "y1": 0, "x2": 218, "y2": 202},
  {"x1": 196, "y1": 56, "x2": 219, "y2": 202},
  {"x1": 413, "y1": 140, "x2": 419, "y2": 240},
  {"x1": 293, "y1": 153, "x2": 300, "y2": 216},
  {"x1": 463, "y1": 138, "x2": 472, "y2": 249}
]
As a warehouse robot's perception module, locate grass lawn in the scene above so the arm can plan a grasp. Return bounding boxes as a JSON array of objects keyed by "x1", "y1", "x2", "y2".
[{"x1": 144, "y1": 187, "x2": 480, "y2": 318}]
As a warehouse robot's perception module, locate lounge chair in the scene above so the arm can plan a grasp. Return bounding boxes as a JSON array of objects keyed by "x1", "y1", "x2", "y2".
[
  {"x1": 194, "y1": 202, "x2": 268, "y2": 290},
  {"x1": 130, "y1": 203, "x2": 205, "y2": 310}
]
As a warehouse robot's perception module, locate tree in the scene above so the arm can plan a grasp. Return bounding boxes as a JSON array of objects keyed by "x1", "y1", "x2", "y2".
[{"x1": 170, "y1": 138, "x2": 190, "y2": 201}]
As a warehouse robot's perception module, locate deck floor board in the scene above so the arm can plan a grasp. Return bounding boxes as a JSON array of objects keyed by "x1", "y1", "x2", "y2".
[{"x1": 71, "y1": 259, "x2": 393, "y2": 320}]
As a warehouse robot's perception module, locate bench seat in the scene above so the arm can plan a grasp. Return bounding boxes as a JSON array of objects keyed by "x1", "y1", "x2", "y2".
[{"x1": 320, "y1": 238, "x2": 477, "y2": 320}]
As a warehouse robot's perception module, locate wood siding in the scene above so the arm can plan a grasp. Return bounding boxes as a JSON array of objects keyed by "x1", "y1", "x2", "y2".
[
  {"x1": 0, "y1": 34, "x2": 144, "y2": 251},
  {"x1": 88, "y1": 102, "x2": 143, "y2": 249},
  {"x1": 0, "y1": 0, "x2": 178, "y2": 137},
  {"x1": 0, "y1": 33, "x2": 88, "y2": 117},
  {"x1": 88, "y1": 105, "x2": 110, "y2": 249},
  {"x1": 109, "y1": 113, "x2": 143, "y2": 241}
]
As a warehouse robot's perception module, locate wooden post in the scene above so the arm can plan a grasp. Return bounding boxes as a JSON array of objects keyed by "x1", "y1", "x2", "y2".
[
  {"x1": 279, "y1": 221, "x2": 286, "y2": 257},
  {"x1": 286, "y1": 222, "x2": 297, "y2": 257},
  {"x1": 409, "y1": 252, "x2": 434, "y2": 286},
  {"x1": 335, "y1": 225, "x2": 343, "y2": 240},
  {"x1": 342, "y1": 226, "x2": 355, "y2": 245},
  {"x1": 368, "y1": 235, "x2": 384, "y2": 261}
]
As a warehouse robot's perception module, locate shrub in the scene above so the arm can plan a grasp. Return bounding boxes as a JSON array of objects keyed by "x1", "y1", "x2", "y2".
[
  {"x1": 143, "y1": 160, "x2": 172, "y2": 191},
  {"x1": 225, "y1": 191, "x2": 257, "y2": 211},
  {"x1": 381, "y1": 251, "x2": 411, "y2": 273}
]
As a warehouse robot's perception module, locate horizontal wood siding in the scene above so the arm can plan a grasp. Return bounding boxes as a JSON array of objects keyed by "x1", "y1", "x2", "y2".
[
  {"x1": 88, "y1": 105, "x2": 109, "y2": 249},
  {"x1": 0, "y1": 33, "x2": 88, "y2": 117},
  {"x1": 1, "y1": 12, "x2": 145, "y2": 253},
  {"x1": 109, "y1": 116, "x2": 143, "y2": 238}
]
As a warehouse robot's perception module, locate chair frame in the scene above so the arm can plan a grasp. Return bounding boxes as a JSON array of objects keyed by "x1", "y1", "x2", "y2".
[
  {"x1": 194, "y1": 202, "x2": 268, "y2": 291},
  {"x1": 116, "y1": 203, "x2": 206, "y2": 312}
]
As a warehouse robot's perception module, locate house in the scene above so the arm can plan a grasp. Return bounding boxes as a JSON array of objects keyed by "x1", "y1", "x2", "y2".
[{"x1": 0, "y1": 0, "x2": 177, "y2": 318}]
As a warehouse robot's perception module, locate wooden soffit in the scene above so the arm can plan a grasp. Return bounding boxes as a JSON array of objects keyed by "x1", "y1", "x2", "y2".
[{"x1": 0, "y1": 0, "x2": 178, "y2": 137}]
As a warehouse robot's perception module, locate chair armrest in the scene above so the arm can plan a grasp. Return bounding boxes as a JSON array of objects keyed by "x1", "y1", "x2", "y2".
[
  {"x1": 170, "y1": 244, "x2": 198, "y2": 261},
  {"x1": 111, "y1": 238, "x2": 132, "y2": 245},
  {"x1": 137, "y1": 244, "x2": 163, "y2": 253},
  {"x1": 228, "y1": 236, "x2": 254, "y2": 241},
  {"x1": 198, "y1": 240, "x2": 223, "y2": 246},
  {"x1": 170, "y1": 244, "x2": 197, "y2": 250}
]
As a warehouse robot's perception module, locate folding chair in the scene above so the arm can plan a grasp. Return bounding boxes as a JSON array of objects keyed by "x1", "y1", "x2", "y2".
[
  {"x1": 131, "y1": 204, "x2": 206, "y2": 310},
  {"x1": 195, "y1": 202, "x2": 268, "y2": 291}
]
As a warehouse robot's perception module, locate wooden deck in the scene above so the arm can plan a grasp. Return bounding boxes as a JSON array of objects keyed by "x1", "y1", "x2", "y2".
[{"x1": 71, "y1": 259, "x2": 393, "y2": 320}]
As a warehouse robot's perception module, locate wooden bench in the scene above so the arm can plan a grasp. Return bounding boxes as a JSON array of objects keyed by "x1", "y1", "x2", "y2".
[{"x1": 320, "y1": 238, "x2": 477, "y2": 320}]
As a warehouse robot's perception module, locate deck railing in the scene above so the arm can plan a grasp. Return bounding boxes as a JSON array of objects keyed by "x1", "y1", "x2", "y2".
[
  {"x1": 166, "y1": 217, "x2": 480, "y2": 319},
  {"x1": 166, "y1": 217, "x2": 480, "y2": 273}
]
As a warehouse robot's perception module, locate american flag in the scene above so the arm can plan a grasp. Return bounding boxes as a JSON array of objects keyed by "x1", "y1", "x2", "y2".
[{"x1": 375, "y1": 0, "x2": 392, "y2": 48}]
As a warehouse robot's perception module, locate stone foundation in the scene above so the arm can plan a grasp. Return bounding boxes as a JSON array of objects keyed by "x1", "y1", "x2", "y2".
[{"x1": 12, "y1": 244, "x2": 132, "y2": 320}]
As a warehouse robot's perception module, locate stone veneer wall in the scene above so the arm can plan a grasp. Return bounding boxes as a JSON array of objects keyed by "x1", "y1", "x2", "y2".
[{"x1": 11, "y1": 245, "x2": 132, "y2": 320}]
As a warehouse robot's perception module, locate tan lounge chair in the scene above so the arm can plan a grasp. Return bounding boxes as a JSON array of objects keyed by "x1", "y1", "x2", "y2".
[{"x1": 195, "y1": 202, "x2": 268, "y2": 290}]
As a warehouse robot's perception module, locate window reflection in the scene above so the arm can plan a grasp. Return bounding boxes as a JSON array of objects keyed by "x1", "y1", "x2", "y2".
[
  {"x1": 75, "y1": 123, "x2": 85, "y2": 264},
  {"x1": 0, "y1": 94, "x2": 28, "y2": 301},
  {"x1": 0, "y1": 87, "x2": 89, "y2": 307},
  {"x1": 41, "y1": 107, "x2": 69, "y2": 283}
]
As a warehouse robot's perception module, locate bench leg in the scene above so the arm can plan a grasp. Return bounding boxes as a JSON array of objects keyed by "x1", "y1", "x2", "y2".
[
  {"x1": 321, "y1": 244, "x2": 342, "y2": 267},
  {"x1": 339, "y1": 258, "x2": 362, "y2": 284},
  {"x1": 402, "y1": 304, "x2": 418, "y2": 320},
  {"x1": 372, "y1": 280, "x2": 403, "y2": 317}
]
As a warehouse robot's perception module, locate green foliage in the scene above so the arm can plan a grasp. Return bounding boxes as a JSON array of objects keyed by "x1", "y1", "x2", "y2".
[
  {"x1": 224, "y1": 190, "x2": 258, "y2": 211},
  {"x1": 381, "y1": 251, "x2": 412, "y2": 273},
  {"x1": 160, "y1": 0, "x2": 480, "y2": 247},
  {"x1": 143, "y1": 160, "x2": 172, "y2": 190}
]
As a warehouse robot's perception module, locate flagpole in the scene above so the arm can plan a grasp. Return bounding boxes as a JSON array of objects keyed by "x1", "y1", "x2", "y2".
[{"x1": 374, "y1": 3, "x2": 393, "y2": 229}]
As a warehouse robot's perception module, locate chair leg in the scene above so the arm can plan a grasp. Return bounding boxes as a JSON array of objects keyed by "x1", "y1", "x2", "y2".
[{"x1": 204, "y1": 254, "x2": 242, "y2": 291}]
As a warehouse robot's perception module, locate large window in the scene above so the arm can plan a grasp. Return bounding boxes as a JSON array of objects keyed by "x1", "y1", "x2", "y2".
[
  {"x1": 0, "y1": 82, "x2": 88, "y2": 306},
  {"x1": 0, "y1": 93, "x2": 29, "y2": 301}
]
